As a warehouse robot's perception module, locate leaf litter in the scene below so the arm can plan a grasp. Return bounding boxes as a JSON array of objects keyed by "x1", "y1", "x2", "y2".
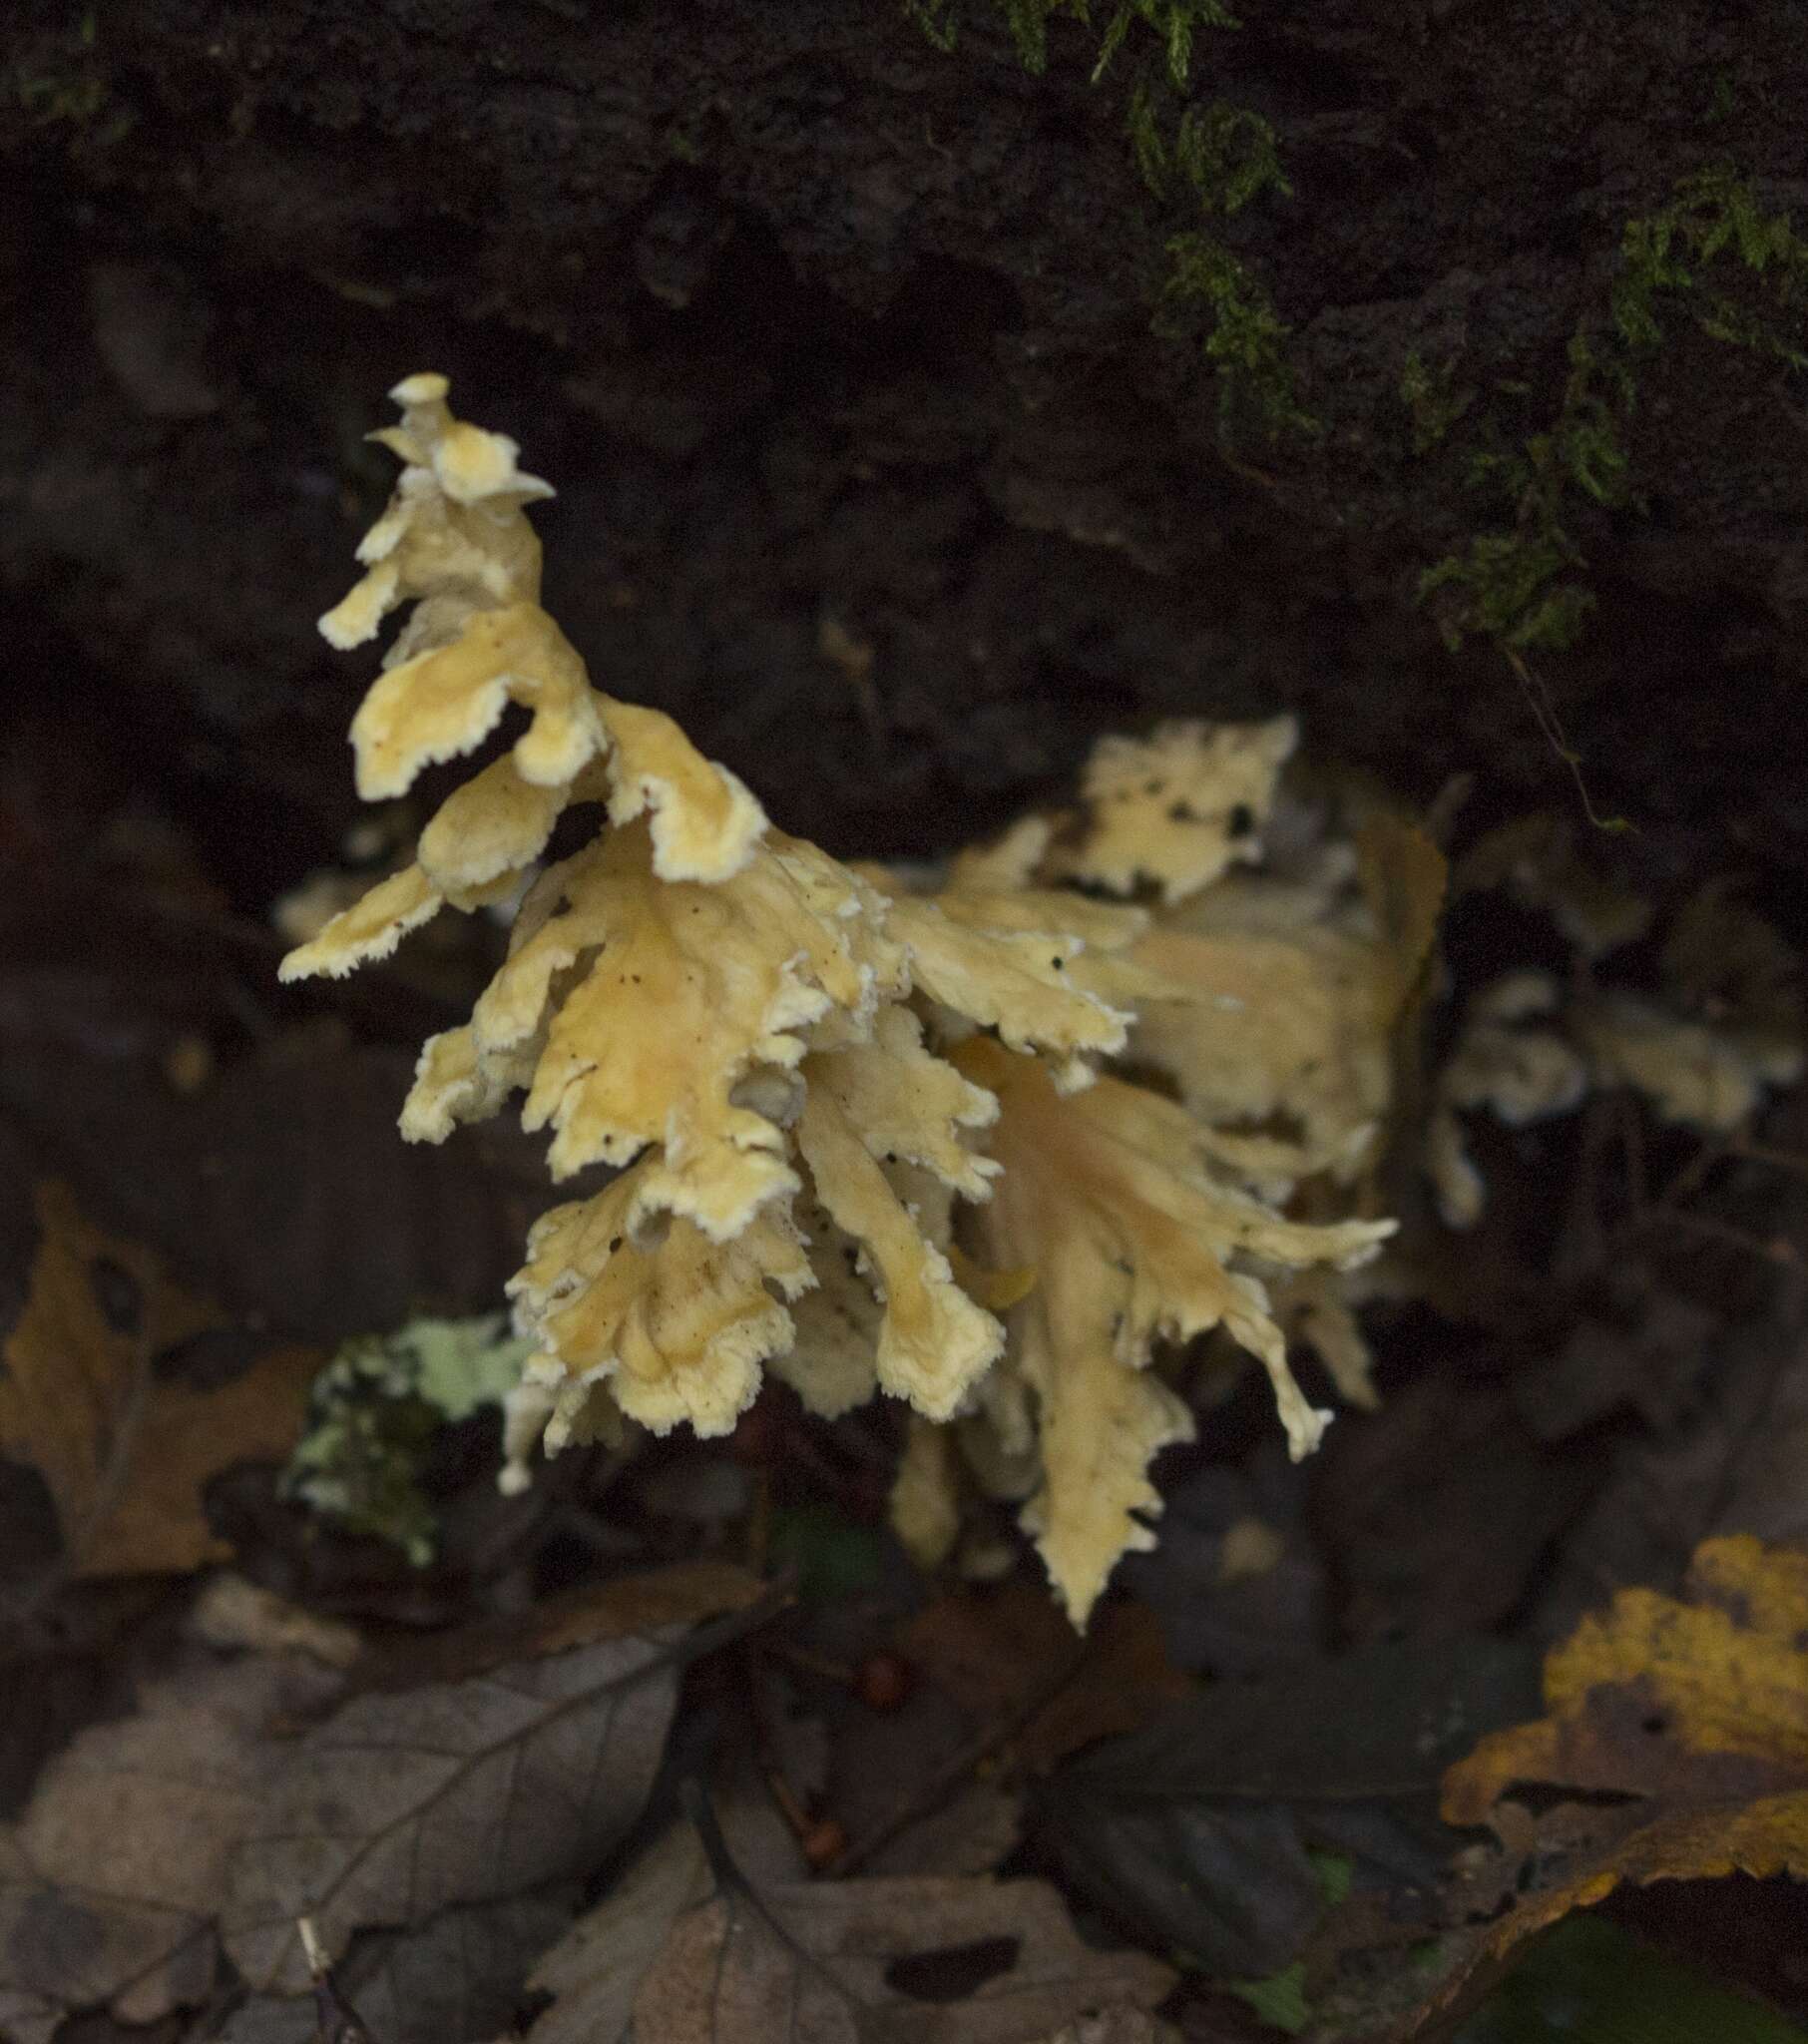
[
  {"x1": 0, "y1": 1564, "x2": 764, "y2": 2037},
  {"x1": 522, "y1": 1811, "x2": 1175, "y2": 2044},
  {"x1": 7, "y1": 609, "x2": 1808, "y2": 2044}
]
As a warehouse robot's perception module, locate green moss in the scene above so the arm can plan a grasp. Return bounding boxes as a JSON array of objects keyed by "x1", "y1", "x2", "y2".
[
  {"x1": 1398, "y1": 349, "x2": 1473, "y2": 455},
  {"x1": 903, "y1": 16, "x2": 1799, "y2": 696},
  {"x1": 9, "y1": 7, "x2": 130, "y2": 147},
  {"x1": 904, "y1": 0, "x2": 1236, "y2": 81},
  {"x1": 1130, "y1": 86, "x2": 1287, "y2": 214},
  {"x1": 1419, "y1": 162, "x2": 1808, "y2": 655},
  {"x1": 1157, "y1": 230, "x2": 1315, "y2": 437},
  {"x1": 905, "y1": 0, "x2": 1310, "y2": 441},
  {"x1": 1613, "y1": 163, "x2": 1808, "y2": 365}
]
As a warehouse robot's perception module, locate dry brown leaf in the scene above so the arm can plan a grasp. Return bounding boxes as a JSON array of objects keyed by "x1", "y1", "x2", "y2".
[
  {"x1": 0, "y1": 1179, "x2": 320, "y2": 1578},
  {"x1": 350, "y1": 1558, "x2": 765, "y2": 1694},
  {"x1": 0, "y1": 1566, "x2": 755, "y2": 2031},
  {"x1": 223, "y1": 1586, "x2": 750, "y2": 1992},
  {"x1": 1433, "y1": 1535, "x2": 1808, "y2": 1994},
  {"x1": 526, "y1": 1821, "x2": 715, "y2": 2044},
  {"x1": 617, "y1": 1846, "x2": 1174, "y2": 2044},
  {"x1": 901, "y1": 1585, "x2": 1193, "y2": 1776},
  {"x1": 0, "y1": 1653, "x2": 311, "y2": 2031}
]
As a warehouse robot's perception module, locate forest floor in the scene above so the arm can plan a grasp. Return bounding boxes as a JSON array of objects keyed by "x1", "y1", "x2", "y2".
[
  {"x1": 7, "y1": 4, "x2": 1808, "y2": 2038},
  {"x1": 4, "y1": 688, "x2": 1808, "y2": 2044}
]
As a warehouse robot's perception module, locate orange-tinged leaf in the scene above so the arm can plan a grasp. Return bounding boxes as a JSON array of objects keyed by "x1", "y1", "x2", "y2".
[
  {"x1": 0, "y1": 1180, "x2": 318, "y2": 1577},
  {"x1": 1480, "y1": 1790, "x2": 1808, "y2": 1953}
]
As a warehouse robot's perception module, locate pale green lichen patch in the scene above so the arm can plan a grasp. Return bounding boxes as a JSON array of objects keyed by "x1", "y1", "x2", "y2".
[{"x1": 282, "y1": 1314, "x2": 534, "y2": 1564}]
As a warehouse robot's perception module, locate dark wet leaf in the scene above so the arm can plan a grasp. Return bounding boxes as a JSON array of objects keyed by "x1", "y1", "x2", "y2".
[
  {"x1": 1313, "y1": 1372, "x2": 1599, "y2": 1642},
  {"x1": 1456, "y1": 1913, "x2": 1807, "y2": 2044},
  {"x1": 1038, "y1": 1637, "x2": 1541, "y2": 1979},
  {"x1": 1118, "y1": 1456, "x2": 1325, "y2": 1676}
]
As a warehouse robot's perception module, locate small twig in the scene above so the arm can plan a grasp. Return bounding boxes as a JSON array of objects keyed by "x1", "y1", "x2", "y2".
[
  {"x1": 1504, "y1": 648, "x2": 1631, "y2": 834},
  {"x1": 299, "y1": 1916, "x2": 377, "y2": 2044},
  {"x1": 822, "y1": 1634, "x2": 1092, "y2": 1878},
  {"x1": 680, "y1": 1779, "x2": 863, "y2": 2011},
  {"x1": 743, "y1": 1640, "x2": 822, "y2": 1850}
]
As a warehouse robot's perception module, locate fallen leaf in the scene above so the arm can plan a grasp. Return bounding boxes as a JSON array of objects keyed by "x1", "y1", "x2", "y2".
[
  {"x1": 1118, "y1": 1457, "x2": 1325, "y2": 1677},
  {"x1": 224, "y1": 1585, "x2": 754, "y2": 1992},
  {"x1": 349, "y1": 1559, "x2": 766, "y2": 1695},
  {"x1": 0, "y1": 1986, "x2": 61, "y2": 2044},
  {"x1": 0, "y1": 1177, "x2": 320, "y2": 1578},
  {"x1": 1039, "y1": 1636, "x2": 1540, "y2": 1980},
  {"x1": 826, "y1": 1678, "x2": 1026, "y2": 1881},
  {"x1": 187, "y1": 1574, "x2": 364, "y2": 1669},
  {"x1": 0, "y1": 1565, "x2": 757, "y2": 2031},
  {"x1": 1532, "y1": 1293, "x2": 1808, "y2": 1646},
  {"x1": 1312, "y1": 1368, "x2": 1600, "y2": 1643},
  {"x1": 1444, "y1": 1532, "x2": 1808, "y2": 1854},
  {"x1": 1031, "y1": 2015, "x2": 1178, "y2": 2044},
  {"x1": 0, "y1": 1653, "x2": 312, "y2": 2030},
  {"x1": 0, "y1": 919, "x2": 546, "y2": 1343},
  {"x1": 222, "y1": 1888, "x2": 579, "y2": 2044},
  {"x1": 613, "y1": 1841, "x2": 1174, "y2": 2044},
  {"x1": 1421, "y1": 1536, "x2": 1808, "y2": 2030},
  {"x1": 1452, "y1": 1912, "x2": 1807, "y2": 2044},
  {"x1": 815, "y1": 1587, "x2": 1188, "y2": 1882},
  {"x1": 525, "y1": 1822, "x2": 714, "y2": 2044}
]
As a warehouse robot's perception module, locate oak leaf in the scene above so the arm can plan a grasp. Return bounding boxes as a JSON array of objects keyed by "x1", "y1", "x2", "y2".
[{"x1": 0, "y1": 1179, "x2": 319, "y2": 1578}]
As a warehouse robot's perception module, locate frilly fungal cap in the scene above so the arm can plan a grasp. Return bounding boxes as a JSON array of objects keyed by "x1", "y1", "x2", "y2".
[{"x1": 285, "y1": 378, "x2": 1410, "y2": 1628}]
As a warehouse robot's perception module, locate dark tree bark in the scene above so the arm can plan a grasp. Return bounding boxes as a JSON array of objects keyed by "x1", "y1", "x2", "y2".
[{"x1": 6, "y1": 0, "x2": 1807, "y2": 905}]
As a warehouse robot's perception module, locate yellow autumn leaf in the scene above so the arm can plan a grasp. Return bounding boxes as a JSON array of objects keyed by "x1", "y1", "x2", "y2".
[{"x1": 1441, "y1": 1535, "x2": 1808, "y2": 1959}]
